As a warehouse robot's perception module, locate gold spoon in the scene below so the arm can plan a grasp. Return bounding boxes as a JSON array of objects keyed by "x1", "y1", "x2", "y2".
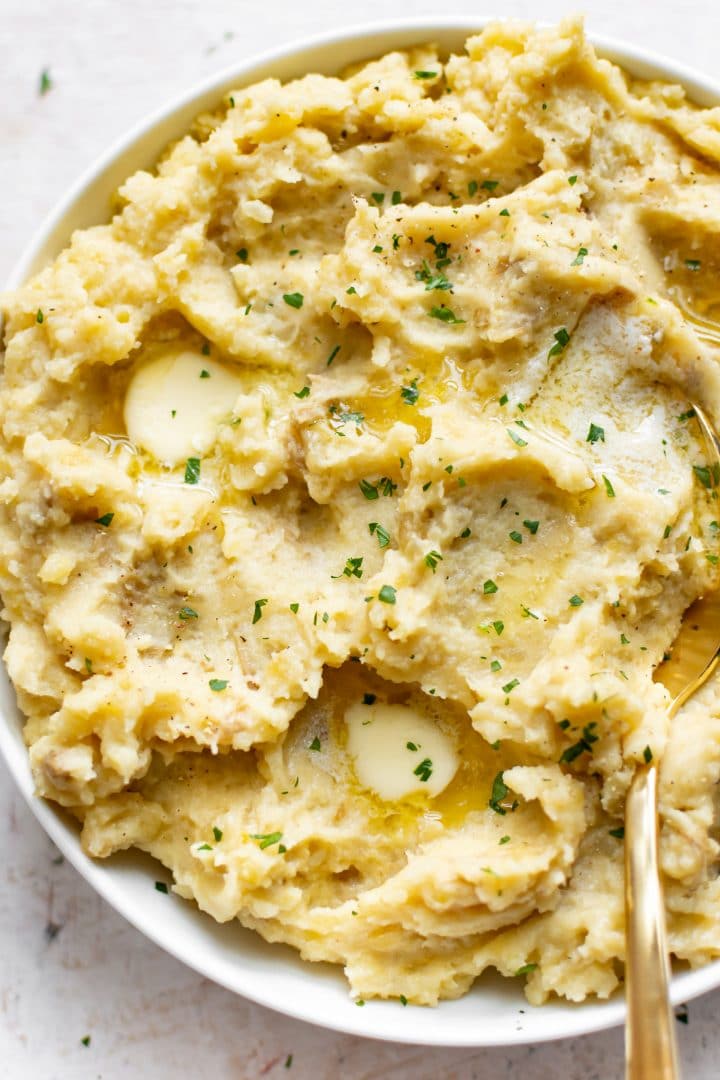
[{"x1": 624, "y1": 403, "x2": 720, "y2": 1080}]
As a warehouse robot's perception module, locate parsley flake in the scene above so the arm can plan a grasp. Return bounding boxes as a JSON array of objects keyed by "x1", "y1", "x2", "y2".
[
  {"x1": 548, "y1": 327, "x2": 570, "y2": 359},
  {"x1": 424, "y1": 549, "x2": 443, "y2": 572},
  {"x1": 283, "y1": 292, "x2": 304, "y2": 309},
  {"x1": 587, "y1": 422, "x2": 605, "y2": 444},
  {"x1": 369, "y1": 522, "x2": 390, "y2": 548},
  {"x1": 251, "y1": 831, "x2": 283, "y2": 850},
  {"x1": 413, "y1": 758, "x2": 433, "y2": 781},
  {"x1": 483, "y1": 579, "x2": 498, "y2": 595},
  {"x1": 252, "y1": 598, "x2": 268, "y2": 624},
  {"x1": 429, "y1": 305, "x2": 465, "y2": 324},
  {"x1": 401, "y1": 379, "x2": 420, "y2": 405},
  {"x1": 184, "y1": 457, "x2": 201, "y2": 485},
  {"x1": 178, "y1": 606, "x2": 199, "y2": 620},
  {"x1": 294, "y1": 385, "x2": 310, "y2": 398},
  {"x1": 378, "y1": 584, "x2": 397, "y2": 604},
  {"x1": 209, "y1": 679, "x2": 228, "y2": 691},
  {"x1": 94, "y1": 512, "x2": 114, "y2": 527}
]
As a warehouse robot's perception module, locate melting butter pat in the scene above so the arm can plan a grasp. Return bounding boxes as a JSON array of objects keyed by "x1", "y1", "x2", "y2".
[
  {"x1": 124, "y1": 348, "x2": 243, "y2": 465},
  {"x1": 345, "y1": 702, "x2": 459, "y2": 801}
]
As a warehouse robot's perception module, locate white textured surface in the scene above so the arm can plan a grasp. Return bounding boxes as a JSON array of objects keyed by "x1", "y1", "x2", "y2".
[{"x1": 2, "y1": 1, "x2": 720, "y2": 1075}]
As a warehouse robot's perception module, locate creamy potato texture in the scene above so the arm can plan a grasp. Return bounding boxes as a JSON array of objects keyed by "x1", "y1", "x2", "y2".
[{"x1": 3, "y1": 18, "x2": 720, "y2": 1006}]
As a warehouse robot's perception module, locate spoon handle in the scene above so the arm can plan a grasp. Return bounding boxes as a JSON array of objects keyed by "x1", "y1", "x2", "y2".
[{"x1": 624, "y1": 764, "x2": 680, "y2": 1079}]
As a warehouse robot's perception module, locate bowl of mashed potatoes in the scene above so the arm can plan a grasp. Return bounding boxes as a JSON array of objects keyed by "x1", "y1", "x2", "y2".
[{"x1": 2, "y1": 15, "x2": 720, "y2": 1046}]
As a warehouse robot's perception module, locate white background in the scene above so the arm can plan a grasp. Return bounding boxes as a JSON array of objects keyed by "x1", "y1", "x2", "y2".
[{"x1": 2, "y1": 1, "x2": 720, "y2": 1076}]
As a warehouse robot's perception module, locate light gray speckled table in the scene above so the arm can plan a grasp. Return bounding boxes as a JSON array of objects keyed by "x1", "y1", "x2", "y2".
[{"x1": 2, "y1": 2, "x2": 720, "y2": 1075}]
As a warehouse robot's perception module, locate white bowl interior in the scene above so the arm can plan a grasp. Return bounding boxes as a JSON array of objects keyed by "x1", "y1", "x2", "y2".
[{"x1": 3, "y1": 17, "x2": 720, "y2": 1047}]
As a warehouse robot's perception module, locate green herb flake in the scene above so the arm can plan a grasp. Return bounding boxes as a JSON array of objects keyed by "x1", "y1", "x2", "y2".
[
  {"x1": 568, "y1": 175, "x2": 578, "y2": 185},
  {"x1": 515, "y1": 964, "x2": 538, "y2": 977},
  {"x1": 209, "y1": 678, "x2": 228, "y2": 691},
  {"x1": 468, "y1": 180, "x2": 479, "y2": 197},
  {"x1": 285, "y1": 1054, "x2": 294, "y2": 1068},
  {"x1": 368, "y1": 521, "x2": 390, "y2": 548},
  {"x1": 643, "y1": 745, "x2": 653, "y2": 763},
  {"x1": 283, "y1": 292, "x2": 304, "y2": 309},
  {"x1": 39, "y1": 69, "x2": 53, "y2": 95},
  {"x1": 401, "y1": 379, "x2": 420, "y2": 405},
  {"x1": 378, "y1": 584, "x2": 397, "y2": 604},
  {"x1": 413, "y1": 757, "x2": 433, "y2": 781},
  {"x1": 507, "y1": 428, "x2": 528, "y2": 448},
  {"x1": 502, "y1": 678, "x2": 520, "y2": 694},
  {"x1": 498, "y1": 393, "x2": 509, "y2": 406},
  {"x1": 36, "y1": 309, "x2": 44, "y2": 324},
  {"x1": 685, "y1": 259, "x2": 701, "y2": 271},
  {"x1": 80, "y1": 1035, "x2": 91, "y2": 1047},
  {"x1": 155, "y1": 881, "x2": 168, "y2": 893},
  {"x1": 236, "y1": 248, "x2": 248, "y2": 262},
  {"x1": 523, "y1": 519, "x2": 540, "y2": 534},
  {"x1": 489, "y1": 771, "x2": 516, "y2": 815},
  {"x1": 609, "y1": 826, "x2": 625, "y2": 839},
  {"x1": 569, "y1": 595, "x2": 584, "y2": 607},
  {"x1": 213, "y1": 826, "x2": 223, "y2": 842},
  {"x1": 620, "y1": 633, "x2": 630, "y2": 645},
  {"x1": 252, "y1": 598, "x2": 268, "y2": 624},
  {"x1": 372, "y1": 245, "x2": 383, "y2": 254},
  {"x1": 309, "y1": 736, "x2": 322, "y2": 752},
  {"x1": 509, "y1": 530, "x2": 523, "y2": 544},
  {"x1": 572, "y1": 246, "x2": 588, "y2": 266},
  {"x1": 677, "y1": 408, "x2": 696, "y2": 422},
  {"x1": 371, "y1": 192, "x2": 385, "y2": 205},
  {"x1": 483, "y1": 579, "x2": 498, "y2": 595},
  {"x1": 294, "y1": 385, "x2": 310, "y2": 398},
  {"x1": 429, "y1": 305, "x2": 465, "y2": 324},
  {"x1": 559, "y1": 722, "x2": 599, "y2": 764},
  {"x1": 548, "y1": 327, "x2": 570, "y2": 359},
  {"x1": 251, "y1": 831, "x2": 283, "y2": 850},
  {"x1": 391, "y1": 190, "x2": 402, "y2": 205},
  {"x1": 178, "y1": 606, "x2": 199, "y2": 621},
  {"x1": 693, "y1": 464, "x2": 716, "y2": 489},
  {"x1": 184, "y1": 457, "x2": 201, "y2": 485},
  {"x1": 289, "y1": 602, "x2": 299, "y2": 614},
  {"x1": 602, "y1": 474, "x2": 616, "y2": 498},
  {"x1": 326, "y1": 345, "x2": 341, "y2": 367},
  {"x1": 490, "y1": 659, "x2": 502, "y2": 672},
  {"x1": 586, "y1": 423, "x2": 605, "y2": 444},
  {"x1": 359, "y1": 479, "x2": 379, "y2": 500},
  {"x1": 482, "y1": 179, "x2": 499, "y2": 191},
  {"x1": 424, "y1": 549, "x2": 443, "y2": 572},
  {"x1": 499, "y1": 835, "x2": 510, "y2": 845},
  {"x1": 94, "y1": 512, "x2": 114, "y2": 527},
  {"x1": 414, "y1": 70, "x2": 437, "y2": 79}
]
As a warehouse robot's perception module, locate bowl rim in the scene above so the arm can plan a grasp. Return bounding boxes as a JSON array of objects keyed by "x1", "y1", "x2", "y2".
[{"x1": 3, "y1": 14, "x2": 720, "y2": 1048}]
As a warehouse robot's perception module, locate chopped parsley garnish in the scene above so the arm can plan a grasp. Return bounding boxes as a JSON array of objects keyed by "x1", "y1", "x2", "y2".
[
  {"x1": 499, "y1": 393, "x2": 509, "y2": 406},
  {"x1": 693, "y1": 464, "x2": 718, "y2": 489},
  {"x1": 609, "y1": 826, "x2": 625, "y2": 839},
  {"x1": 184, "y1": 457, "x2": 201, "y2": 485},
  {"x1": 213, "y1": 827, "x2": 223, "y2": 842},
  {"x1": 80, "y1": 1036, "x2": 91, "y2": 1047},
  {"x1": 429, "y1": 305, "x2": 464, "y2": 324},
  {"x1": 372, "y1": 245, "x2": 383, "y2": 253},
  {"x1": 685, "y1": 259, "x2": 701, "y2": 271},
  {"x1": 39, "y1": 69, "x2": 52, "y2": 95},
  {"x1": 200, "y1": 368, "x2": 210, "y2": 378},
  {"x1": 236, "y1": 248, "x2": 248, "y2": 262},
  {"x1": 559, "y1": 722, "x2": 598, "y2": 764},
  {"x1": 178, "y1": 606, "x2": 199, "y2": 620},
  {"x1": 572, "y1": 246, "x2": 588, "y2": 266},
  {"x1": 94, "y1": 512, "x2": 114, "y2": 527},
  {"x1": 84, "y1": 657, "x2": 93, "y2": 674},
  {"x1": 507, "y1": 428, "x2": 528, "y2": 448},
  {"x1": 569, "y1": 595, "x2": 584, "y2": 606},
  {"x1": 490, "y1": 659, "x2": 502, "y2": 672},
  {"x1": 621, "y1": 633, "x2": 630, "y2": 644},
  {"x1": 346, "y1": 285, "x2": 357, "y2": 294},
  {"x1": 378, "y1": 584, "x2": 397, "y2": 604},
  {"x1": 406, "y1": 741, "x2": 418, "y2": 750},
  {"x1": 359, "y1": 477, "x2": 396, "y2": 500},
  {"x1": 414, "y1": 70, "x2": 437, "y2": 79},
  {"x1": 515, "y1": 964, "x2": 538, "y2": 976},
  {"x1": 424, "y1": 549, "x2": 443, "y2": 572},
  {"x1": 459, "y1": 527, "x2": 472, "y2": 539},
  {"x1": 415, "y1": 259, "x2": 452, "y2": 291},
  {"x1": 483, "y1": 579, "x2": 498, "y2": 594},
  {"x1": 294, "y1": 385, "x2": 310, "y2": 398},
  {"x1": 499, "y1": 835, "x2": 510, "y2": 845},
  {"x1": 369, "y1": 522, "x2": 390, "y2": 547},
  {"x1": 521, "y1": 605, "x2": 539, "y2": 619},
  {"x1": 413, "y1": 758, "x2": 433, "y2": 781},
  {"x1": 285, "y1": 1054, "x2": 294, "y2": 1067},
  {"x1": 209, "y1": 679, "x2": 228, "y2": 691},
  {"x1": 481, "y1": 179, "x2": 499, "y2": 191},
  {"x1": 489, "y1": 772, "x2": 517, "y2": 815},
  {"x1": 363, "y1": 693, "x2": 376, "y2": 705},
  {"x1": 401, "y1": 379, "x2": 420, "y2": 405},
  {"x1": 155, "y1": 881, "x2": 168, "y2": 893},
  {"x1": 283, "y1": 292, "x2": 304, "y2": 309},
  {"x1": 523, "y1": 519, "x2": 540, "y2": 534},
  {"x1": 587, "y1": 423, "x2": 605, "y2": 444},
  {"x1": 336, "y1": 556, "x2": 363, "y2": 579},
  {"x1": 36, "y1": 309, "x2": 44, "y2": 324},
  {"x1": 392, "y1": 190, "x2": 402, "y2": 205},
  {"x1": 326, "y1": 345, "x2": 341, "y2": 367},
  {"x1": 392, "y1": 233, "x2": 401, "y2": 250},
  {"x1": 568, "y1": 175, "x2": 578, "y2": 185},
  {"x1": 643, "y1": 745, "x2": 653, "y2": 763},
  {"x1": 252, "y1": 598, "x2": 268, "y2": 624},
  {"x1": 502, "y1": 678, "x2": 519, "y2": 694},
  {"x1": 602, "y1": 474, "x2": 616, "y2": 498},
  {"x1": 509, "y1": 530, "x2": 522, "y2": 544},
  {"x1": 251, "y1": 831, "x2": 284, "y2": 850},
  {"x1": 289, "y1": 602, "x2": 299, "y2": 614},
  {"x1": 371, "y1": 192, "x2": 385, "y2": 205},
  {"x1": 677, "y1": 408, "x2": 696, "y2": 422},
  {"x1": 309, "y1": 736, "x2": 322, "y2": 752},
  {"x1": 468, "y1": 180, "x2": 478, "y2": 196},
  {"x1": 548, "y1": 327, "x2": 570, "y2": 359},
  {"x1": 499, "y1": 208, "x2": 510, "y2": 217}
]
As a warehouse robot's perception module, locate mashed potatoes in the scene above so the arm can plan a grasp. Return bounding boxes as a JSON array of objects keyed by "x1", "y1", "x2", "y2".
[{"x1": 2, "y1": 18, "x2": 720, "y2": 1006}]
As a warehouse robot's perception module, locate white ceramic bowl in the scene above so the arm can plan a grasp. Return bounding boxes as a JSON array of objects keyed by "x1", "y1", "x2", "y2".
[{"x1": 3, "y1": 17, "x2": 720, "y2": 1048}]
